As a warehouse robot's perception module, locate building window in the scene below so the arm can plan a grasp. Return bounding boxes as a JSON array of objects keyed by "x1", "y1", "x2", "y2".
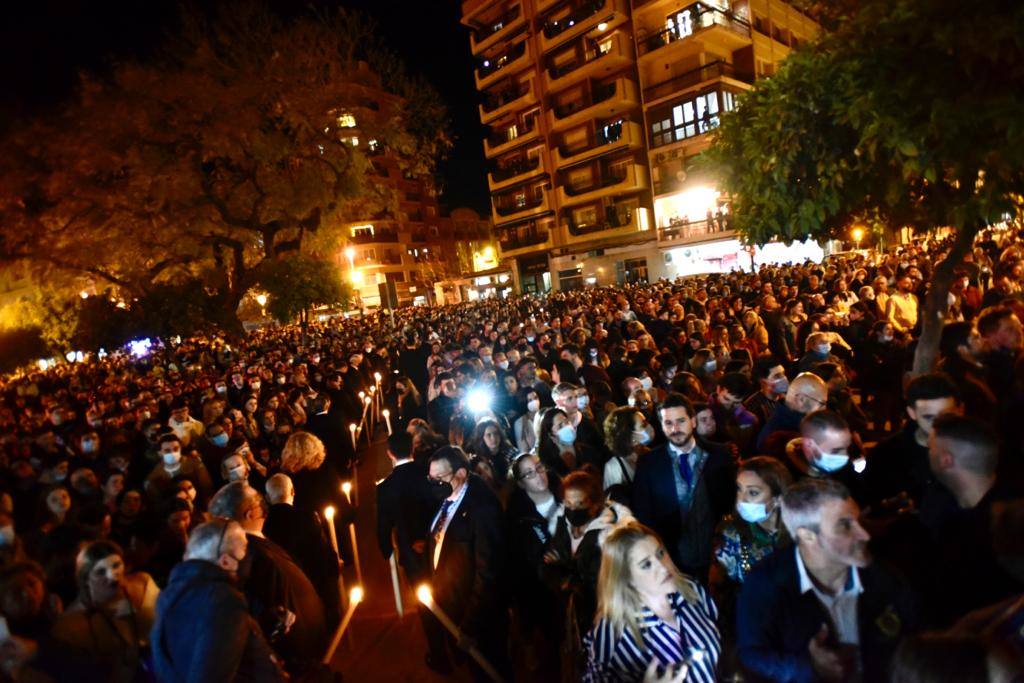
[
  {"x1": 337, "y1": 113, "x2": 357, "y2": 128},
  {"x1": 623, "y1": 257, "x2": 649, "y2": 284},
  {"x1": 649, "y1": 90, "x2": 736, "y2": 148}
]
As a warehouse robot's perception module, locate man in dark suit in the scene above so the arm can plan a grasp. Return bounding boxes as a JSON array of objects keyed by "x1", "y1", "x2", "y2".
[
  {"x1": 632, "y1": 392, "x2": 735, "y2": 581},
  {"x1": 307, "y1": 393, "x2": 353, "y2": 476},
  {"x1": 424, "y1": 446, "x2": 508, "y2": 681},
  {"x1": 375, "y1": 433, "x2": 433, "y2": 583},
  {"x1": 737, "y1": 478, "x2": 919, "y2": 683}
]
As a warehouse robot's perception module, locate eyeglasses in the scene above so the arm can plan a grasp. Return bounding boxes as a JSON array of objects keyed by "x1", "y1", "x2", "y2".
[
  {"x1": 801, "y1": 394, "x2": 827, "y2": 408},
  {"x1": 429, "y1": 471, "x2": 455, "y2": 484},
  {"x1": 518, "y1": 464, "x2": 548, "y2": 481}
]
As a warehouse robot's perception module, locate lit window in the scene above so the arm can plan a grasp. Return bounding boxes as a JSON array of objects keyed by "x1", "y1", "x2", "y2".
[{"x1": 337, "y1": 113, "x2": 357, "y2": 128}]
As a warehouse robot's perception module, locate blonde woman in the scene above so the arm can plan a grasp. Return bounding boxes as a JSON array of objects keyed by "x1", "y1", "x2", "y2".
[
  {"x1": 583, "y1": 522, "x2": 721, "y2": 683},
  {"x1": 280, "y1": 431, "x2": 343, "y2": 516}
]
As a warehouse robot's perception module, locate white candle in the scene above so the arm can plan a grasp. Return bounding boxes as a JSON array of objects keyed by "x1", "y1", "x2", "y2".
[
  {"x1": 416, "y1": 585, "x2": 504, "y2": 682},
  {"x1": 322, "y1": 586, "x2": 363, "y2": 664}
]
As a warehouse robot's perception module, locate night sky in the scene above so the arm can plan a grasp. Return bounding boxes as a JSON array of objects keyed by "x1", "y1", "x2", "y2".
[{"x1": 0, "y1": 0, "x2": 490, "y2": 212}]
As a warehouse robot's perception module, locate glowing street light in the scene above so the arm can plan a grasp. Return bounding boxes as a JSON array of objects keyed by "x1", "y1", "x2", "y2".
[
  {"x1": 851, "y1": 226, "x2": 865, "y2": 249},
  {"x1": 255, "y1": 293, "x2": 268, "y2": 307}
]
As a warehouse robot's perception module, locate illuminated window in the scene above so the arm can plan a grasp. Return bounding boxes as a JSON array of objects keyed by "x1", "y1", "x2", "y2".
[{"x1": 337, "y1": 113, "x2": 357, "y2": 128}]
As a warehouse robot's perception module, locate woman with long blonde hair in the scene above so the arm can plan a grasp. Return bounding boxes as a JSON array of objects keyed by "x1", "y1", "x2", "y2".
[{"x1": 583, "y1": 522, "x2": 720, "y2": 683}]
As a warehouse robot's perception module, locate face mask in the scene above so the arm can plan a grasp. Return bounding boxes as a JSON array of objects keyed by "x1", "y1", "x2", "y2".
[
  {"x1": 815, "y1": 450, "x2": 850, "y2": 473},
  {"x1": 53, "y1": 471, "x2": 67, "y2": 483},
  {"x1": 163, "y1": 450, "x2": 182, "y2": 466},
  {"x1": 565, "y1": 507, "x2": 592, "y2": 528},
  {"x1": 628, "y1": 396, "x2": 637, "y2": 407},
  {"x1": 251, "y1": 382, "x2": 261, "y2": 391},
  {"x1": 526, "y1": 336, "x2": 535, "y2": 343},
  {"x1": 0, "y1": 526, "x2": 14, "y2": 547},
  {"x1": 633, "y1": 425, "x2": 654, "y2": 445},
  {"x1": 211, "y1": 432, "x2": 229, "y2": 447},
  {"x1": 772, "y1": 378, "x2": 789, "y2": 395},
  {"x1": 880, "y1": 334, "x2": 893, "y2": 343},
  {"x1": 497, "y1": 360, "x2": 509, "y2": 370},
  {"x1": 577, "y1": 396, "x2": 590, "y2": 410},
  {"x1": 480, "y1": 356, "x2": 492, "y2": 365},
  {"x1": 816, "y1": 344, "x2": 832, "y2": 356},
  {"x1": 737, "y1": 501, "x2": 771, "y2": 524},
  {"x1": 556, "y1": 424, "x2": 577, "y2": 445},
  {"x1": 276, "y1": 377, "x2": 286, "y2": 385},
  {"x1": 81, "y1": 439, "x2": 98, "y2": 454},
  {"x1": 430, "y1": 480, "x2": 454, "y2": 502},
  {"x1": 639, "y1": 377, "x2": 653, "y2": 390},
  {"x1": 704, "y1": 360, "x2": 718, "y2": 373},
  {"x1": 228, "y1": 465, "x2": 247, "y2": 482},
  {"x1": 527, "y1": 399, "x2": 540, "y2": 413},
  {"x1": 216, "y1": 385, "x2": 227, "y2": 394}
]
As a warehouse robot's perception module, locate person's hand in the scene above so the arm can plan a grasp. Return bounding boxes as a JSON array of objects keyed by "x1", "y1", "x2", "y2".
[
  {"x1": 808, "y1": 624, "x2": 845, "y2": 682},
  {"x1": 642, "y1": 658, "x2": 688, "y2": 683},
  {"x1": 543, "y1": 549, "x2": 563, "y2": 565}
]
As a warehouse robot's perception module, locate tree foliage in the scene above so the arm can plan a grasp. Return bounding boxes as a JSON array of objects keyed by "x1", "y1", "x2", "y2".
[
  {"x1": 705, "y1": 0, "x2": 1024, "y2": 371},
  {"x1": 255, "y1": 253, "x2": 351, "y2": 324},
  {"x1": 0, "y1": 2, "x2": 450, "y2": 333}
]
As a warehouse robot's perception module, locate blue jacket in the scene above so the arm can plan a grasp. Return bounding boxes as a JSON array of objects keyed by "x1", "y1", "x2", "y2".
[
  {"x1": 737, "y1": 548, "x2": 919, "y2": 683},
  {"x1": 152, "y1": 560, "x2": 285, "y2": 683}
]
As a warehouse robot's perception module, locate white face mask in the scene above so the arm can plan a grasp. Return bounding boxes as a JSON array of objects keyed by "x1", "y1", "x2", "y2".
[
  {"x1": 815, "y1": 449, "x2": 850, "y2": 472},
  {"x1": 497, "y1": 360, "x2": 509, "y2": 370},
  {"x1": 162, "y1": 450, "x2": 182, "y2": 467},
  {"x1": 704, "y1": 360, "x2": 718, "y2": 373},
  {"x1": 633, "y1": 425, "x2": 654, "y2": 445},
  {"x1": 639, "y1": 377, "x2": 653, "y2": 390},
  {"x1": 816, "y1": 343, "x2": 832, "y2": 356},
  {"x1": 627, "y1": 396, "x2": 637, "y2": 407},
  {"x1": 527, "y1": 399, "x2": 540, "y2": 413},
  {"x1": 556, "y1": 424, "x2": 577, "y2": 445},
  {"x1": 576, "y1": 395, "x2": 590, "y2": 410},
  {"x1": 737, "y1": 501, "x2": 771, "y2": 524}
]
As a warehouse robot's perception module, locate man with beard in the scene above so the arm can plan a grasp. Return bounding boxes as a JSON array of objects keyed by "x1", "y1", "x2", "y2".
[{"x1": 737, "y1": 479, "x2": 919, "y2": 682}]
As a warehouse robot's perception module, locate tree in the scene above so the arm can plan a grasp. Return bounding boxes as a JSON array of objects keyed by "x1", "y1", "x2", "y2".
[
  {"x1": 0, "y1": 3, "x2": 450, "y2": 335},
  {"x1": 705, "y1": 0, "x2": 1024, "y2": 373},
  {"x1": 255, "y1": 253, "x2": 351, "y2": 324}
]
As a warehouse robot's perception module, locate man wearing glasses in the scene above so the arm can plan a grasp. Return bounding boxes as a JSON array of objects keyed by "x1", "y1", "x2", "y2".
[
  {"x1": 423, "y1": 446, "x2": 507, "y2": 680},
  {"x1": 152, "y1": 518, "x2": 286, "y2": 682},
  {"x1": 756, "y1": 373, "x2": 830, "y2": 456}
]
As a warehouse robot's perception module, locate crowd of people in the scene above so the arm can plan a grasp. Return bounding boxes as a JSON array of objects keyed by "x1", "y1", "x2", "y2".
[{"x1": 0, "y1": 227, "x2": 1023, "y2": 682}]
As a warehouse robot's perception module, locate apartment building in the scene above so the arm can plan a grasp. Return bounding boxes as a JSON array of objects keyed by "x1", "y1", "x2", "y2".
[
  {"x1": 338, "y1": 64, "x2": 496, "y2": 307},
  {"x1": 461, "y1": 0, "x2": 818, "y2": 291}
]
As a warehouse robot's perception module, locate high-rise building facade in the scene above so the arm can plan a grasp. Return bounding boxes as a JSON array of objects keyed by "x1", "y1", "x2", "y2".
[{"x1": 461, "y1": 0, "x2": 818, "y2": 292}]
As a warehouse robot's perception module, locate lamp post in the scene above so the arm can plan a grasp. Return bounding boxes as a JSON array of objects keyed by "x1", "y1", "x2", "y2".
[{"x1": 851, "y1": 226, "x2": 865, "y2": 250}]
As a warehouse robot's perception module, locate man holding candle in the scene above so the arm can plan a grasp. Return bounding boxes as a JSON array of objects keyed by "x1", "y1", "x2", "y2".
[{"x1": 424, "y1": 446, "x2": 509, "y2": 680}]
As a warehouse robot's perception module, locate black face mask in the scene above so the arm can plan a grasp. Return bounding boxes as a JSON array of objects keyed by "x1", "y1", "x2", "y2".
[
  {"x1": 430, "y1": 480, "x2": 454, "y2": 502},
  {"x1": 565, "y1": 507, "x2": 592, "y2": 528}
]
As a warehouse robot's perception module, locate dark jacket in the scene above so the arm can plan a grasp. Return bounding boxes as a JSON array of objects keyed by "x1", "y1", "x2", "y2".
[
  {"x1": 152, "y1": 559, "x2": 286, "y2": 683},
  {"x1": 631, "y1": 439, "x2": 736, "y2": 576},
  {"x1": 375, "y1": 459, "x2": 433, "y2": 583},
  {"x1": 737, "y1": 548, "x2": 919, "y2": 683},
  {"x1": 427, "y1": 475, "x2": 506, "y2": 638},
  {"x1": 264, "y1": 503, "x2": 341, "y2": 622},
  {"x1": 307, "y1": 410, "x2": 353, "y2": 476},
  {"x1": 505, "y1": 487, "x2": 559, "y2": 626},
  {"x1": 756, "y1": 402, "x2": 805, "y2": 455}
]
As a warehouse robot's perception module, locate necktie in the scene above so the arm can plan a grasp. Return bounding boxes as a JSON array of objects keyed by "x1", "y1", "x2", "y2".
[
  {"x1": 678, "y1": 449, "x2": 693, "y2": 488},
  {"x1": 432, "y1": 500, "x2": 453, "y2": 544}
]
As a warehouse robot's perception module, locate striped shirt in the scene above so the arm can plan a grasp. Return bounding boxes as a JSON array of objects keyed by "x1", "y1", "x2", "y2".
[{"x1": 583, "y1": 587, "x2": 721, "y2": 683}]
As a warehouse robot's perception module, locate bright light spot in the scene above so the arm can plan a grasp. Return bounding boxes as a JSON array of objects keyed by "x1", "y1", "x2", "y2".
[
  {"x1": 350, "y1": 586, "x2": 364, "y2": 604},
  {"x1": 851, "y1": 227, "x2": 865, "y2": 242},
  {"x1": 364, "y1": 396, "x2": 372, "y2": 406},
  {"x1": 358, "y1": 391, "x2": 365, "y2": 401},
  {"x1": 853, "y1": 457, "x2": 867, "y2": 474},
  {"x1": 465, "y1": 387, "x2": 492, "y2": 414},
  {"x1": 74, "y1": 351, "x2": 84, "y2": 363},
  {"x1": 342, "y1": 482, "x2": 352, "y2": 495},
  {"x1": 416, "y1": 584, "x2": 433, "y2": 605},
  {"x1": 79, "y1": 290, "x2": 89, "y2": 299},
  {"x1": 350, "y1": 269, "x2": 364, "y2": 286},
  {"x1": 36, "y1": 359, "x2": 49, "y2": 371},
  {"x1": 345, "y1": 246, "x2": 355, "y2": 261},
  {"x1": 655, "y1": 185, "x2": 719, "y2": 228},
  {"x1": 585, "y1": 277, "x2": 597, "y2": 285},
  {"x1": 128, "y1": 338, "x2": 152, "y2": 359},
  {"x1": 255, "y1": 294, "x2": 267, "y2": 307},
  {"x1": 374, "y1": 372, "x2": 382, "y2": 381},
  {"x1": 324, "y1": 505, "x2": 336, "y2": 521},
  {"x1": 482, "y1": 60, "x2": 490, "y2": 68},
  {"x1": 597, "y1": 21, "x2": 608, "y2": 31},
  {"x1": 382, "y1": 409, "x2": 390, "y2": 418}
]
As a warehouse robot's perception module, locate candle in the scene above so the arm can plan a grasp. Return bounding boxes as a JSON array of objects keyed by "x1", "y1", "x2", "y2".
[
  {"x1": 349, "y1": 423, "x2": 357, "y2": 451},
  {"x1": 347, "y1": 513, "x2": 363, "y2": 586},
  {"x1": 323, "y1": 506, "x2": 339, "y2": 556},
  {"x1": 382, "y1": 408, "x2": 392, "y2": 434},
  {"x1": 322, "y1": 586, "x2": 364, "y2": 664},
  {"x1": 389, "y1": 553, "x2": 404, "y2": 617},
  {"x1": 416, "y1": 585, "x2": 504, "y2": 682}
]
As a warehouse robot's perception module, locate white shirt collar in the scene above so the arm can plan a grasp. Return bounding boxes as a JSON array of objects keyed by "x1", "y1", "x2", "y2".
[{"x1": 795, "y1": 546, "x2": 863, "y2": 596}]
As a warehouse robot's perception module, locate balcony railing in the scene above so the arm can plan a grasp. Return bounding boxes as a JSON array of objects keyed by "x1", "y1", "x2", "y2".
[
  {"x1": 482, "y1": 82, "x2": 532, "y2": 113},
  {"x1": 477, "y1": 41, "x2": 527, "y2": 80},
  {"x1": 542, "y1": 0, "x2": 604, "y2": 39},
  {"x1": 500, "y1": 230, "x2": 550, "y2": 250},
  {"x1": 492, "y1": 155, "x2": 541, "y2": 182},
  {"x1": 568, "y1": 205, "x2": 633, "y2": 235},
  {"x1": 644, "y1": 60, "x2": 753, "y2": 103},
  {"x1": 553, "y1": 81, "x2": 616, "y2": 119},
  {"x1": 472, "y1": 5, "x2": 522, "y2": 44},
  {"x1": 494, "y1": 193, "x2": 545, "y2": 216},
  {"x1": 564, "y1": 168, "x2": 629, "y2": 197},
  {"x1": 380, "y1": 253, "x2": 404, "y2": 265},
  {"x1": 487, "y1": 122, "x2": 536, "y2": 149},
  {"x1": 657, "y1": 215, "x2": 734, "y2": 240},
  {"x1": 351, "y1": 229, "x2": 399, "y2": 243},
  {"x1": 640, "y1": 3, "x2": 750, "y2": 56},
  {"x1": 548, "y1": 41, "x2": 612, "y2": 81},
  {"x1": 557, "y1": 120, "x2": 623, "y2": 158}
]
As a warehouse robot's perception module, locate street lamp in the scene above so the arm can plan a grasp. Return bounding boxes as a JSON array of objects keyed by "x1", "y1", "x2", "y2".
[
  {"x1": 255, "y1": 293, "x2": 267, "y2": 307},
  {"x1": 851, "y1": 227, "x2": 865, "y2": 250}
]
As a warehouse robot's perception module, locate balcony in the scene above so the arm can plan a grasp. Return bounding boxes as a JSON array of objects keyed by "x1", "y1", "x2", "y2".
[
  {"x1": 539, "y1": 0, "x2": 629, "y2": 53},
  {"x1": 479, "y1": 78, "x2": 536, "y2": 124},
  {"x1": 557, "y1": 163, "x2": 648, "y2": 207},
  {"x1": 547, "y1": 77, "x2": 639, "y2": 132},
  {"x1": 638, "y1": 3, "x2": 751, "y2": 60},
  {"x1": 643, "y1": 60, "x2": 753, "y2": 106},
  {"x1": 351, "y1": 228, "x2": 399, "y2": 244},
  {"x1": 657, "y1": 216, "x2": 735, "y2": 244},
  {"x1": 499, "y1": 228, "x2": 552, "y2": 254},
  {"x1": 488, "y1": 154, "x2": 546, "y2": 191},
  {"x1": 476, "y1": 40, "x2": 531, "y2": 90},
  {"x1": 492, "y1": 188, "x2": 552, "y2": 225},
  {"x1": 537, "y1": 0, "x2": 566, "y2": 12},
  {"x1": 483, "y1": 121, "x2": 540, "y2": 158},
  {"x1": 555, "y1": 120, "x2": 642, "y2": 168},
  {"x1": 470, "y1": 5, "x2": 526, "y2": 55},
  {"x1": 545, "y1": 32, "x2": 632, "y2": 90},
  {"x1": 566, "y1": 202, "x2": 638, "y2": 237}
]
